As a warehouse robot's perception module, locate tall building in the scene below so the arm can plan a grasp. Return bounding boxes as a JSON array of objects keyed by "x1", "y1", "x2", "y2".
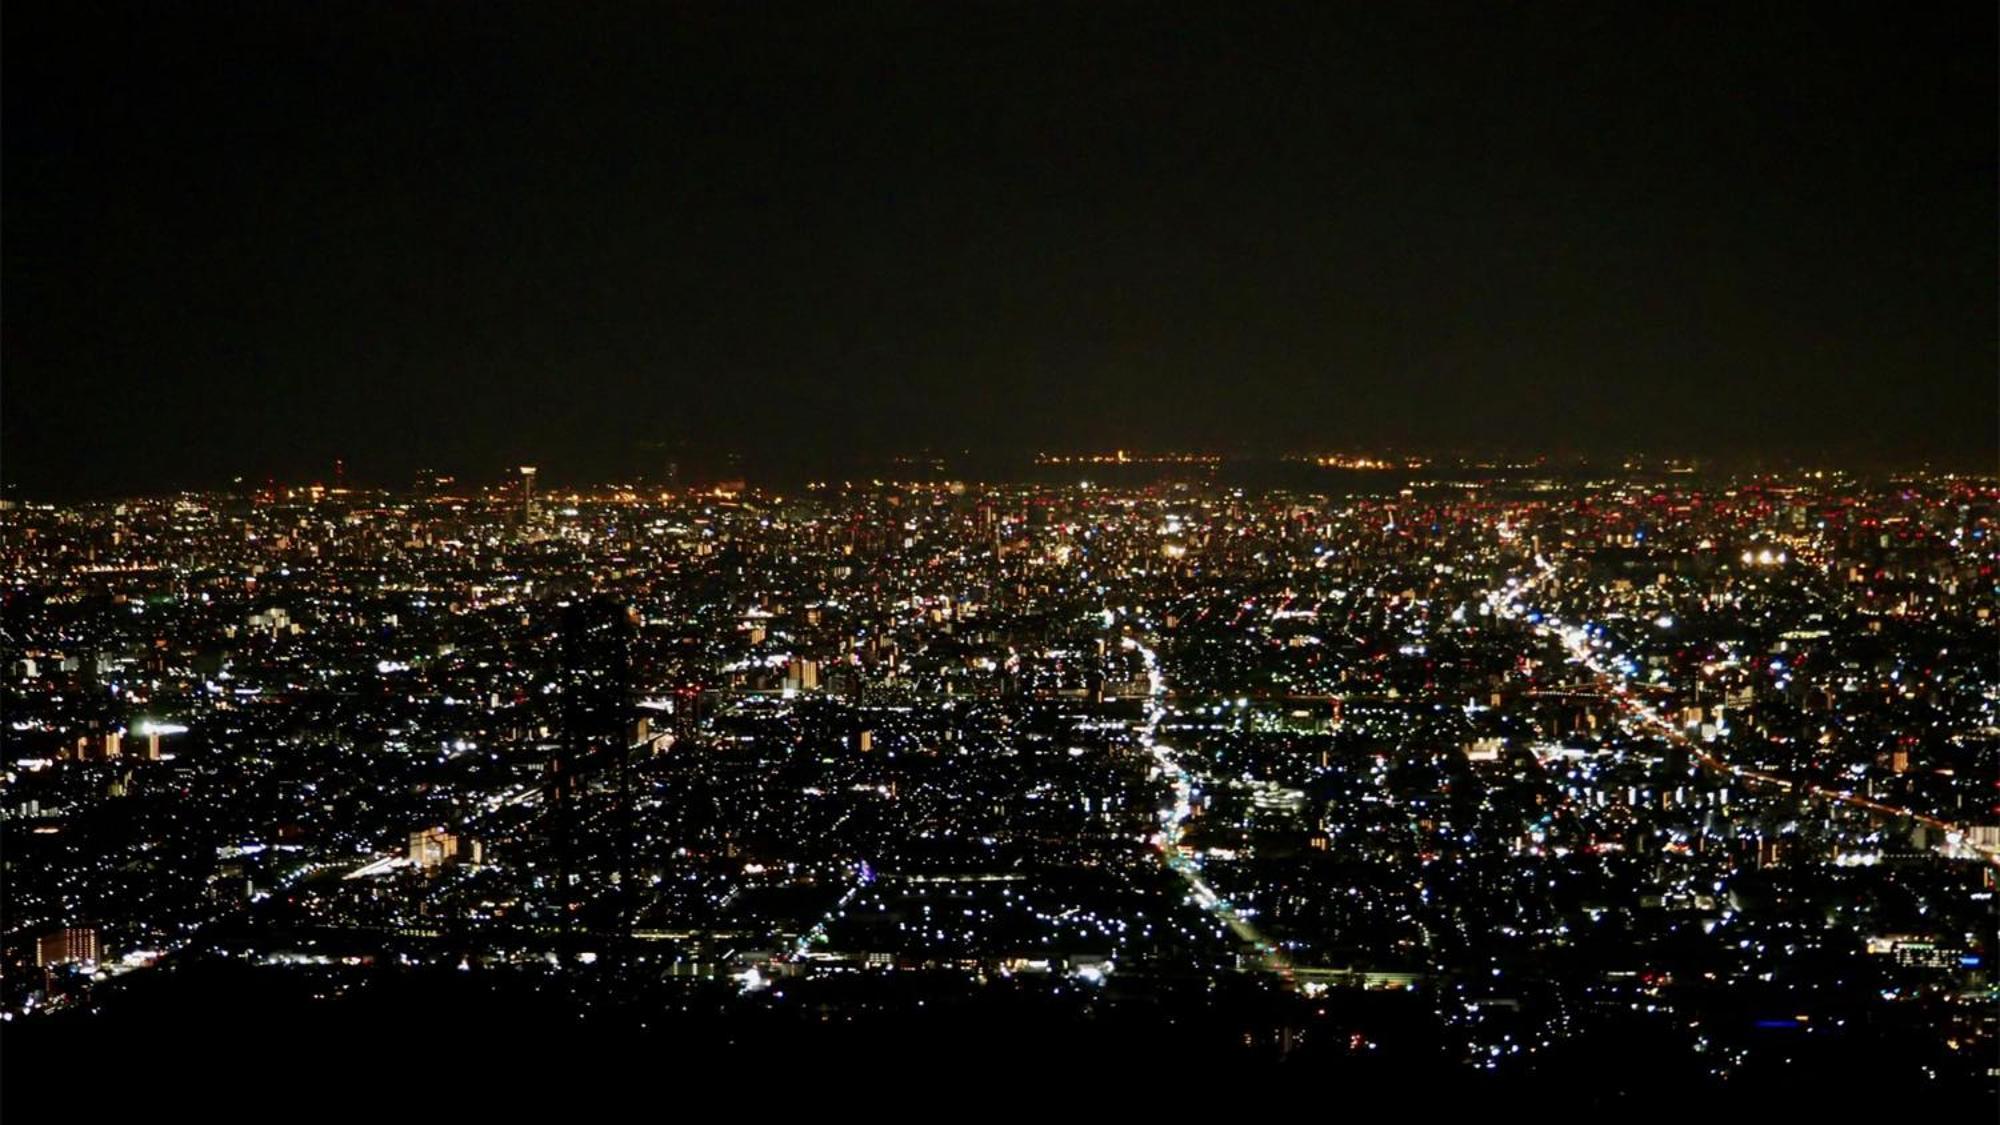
[
  {"x1": 37, "y1": 927, "x2": 99, "y2": 968},
  {"x1": 519, "y1": 466, "x2": 539, "y2": 525},
  {"x1": 73, "y1": 729, "x2": 122, "y2": 761},
  {"x1": 785, "y1": 657, "x2": 818, "y2": 693},
  {"x1": 409, "y1": 826, "x2": 460, "y2": 868}
]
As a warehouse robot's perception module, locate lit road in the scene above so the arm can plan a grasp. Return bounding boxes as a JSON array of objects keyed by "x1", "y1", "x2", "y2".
[
  {"x1": 1123, "y1": 633, "x2": 1289, "y2": 975},
  {"x1": 342, "y1": 779, "x2": 544, "y2": 881},
  {"x1": 1497, "y1": 560, "x2": 2000, "y2": 867},
  {"x1": 786, "y1": 863, "x2": 873, "y2": 965}
]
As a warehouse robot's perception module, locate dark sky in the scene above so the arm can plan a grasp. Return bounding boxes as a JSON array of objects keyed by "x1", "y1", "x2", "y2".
[{"x1": 5, "y1": 2, "x2": 1994, "y2": 493}]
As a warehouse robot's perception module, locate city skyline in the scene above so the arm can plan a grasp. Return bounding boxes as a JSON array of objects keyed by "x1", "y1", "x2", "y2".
[{"x1": 7, "y1": 443, "x2": 1997, "y2": 506}]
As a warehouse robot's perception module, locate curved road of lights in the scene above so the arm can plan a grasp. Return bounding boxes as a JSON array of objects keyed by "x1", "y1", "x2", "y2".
[{"x1": 1124, "y1": 634, "x2": 1290, "y2": 975}]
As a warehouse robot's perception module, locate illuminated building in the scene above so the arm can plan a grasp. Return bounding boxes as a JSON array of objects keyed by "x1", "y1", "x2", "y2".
[{"x1": 36, "y1": 928, "x2": 99, "y2": 968}]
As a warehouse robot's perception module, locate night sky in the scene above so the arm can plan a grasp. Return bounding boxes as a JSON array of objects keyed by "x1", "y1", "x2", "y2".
[{"x1": 5, "y1": 2, "x2": 1993, "y2": 495}]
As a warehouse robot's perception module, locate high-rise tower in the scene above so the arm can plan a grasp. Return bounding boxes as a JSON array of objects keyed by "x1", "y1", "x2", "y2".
[{"x1": 519, "y1": 465, "x2": 538, "y2": 525}]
